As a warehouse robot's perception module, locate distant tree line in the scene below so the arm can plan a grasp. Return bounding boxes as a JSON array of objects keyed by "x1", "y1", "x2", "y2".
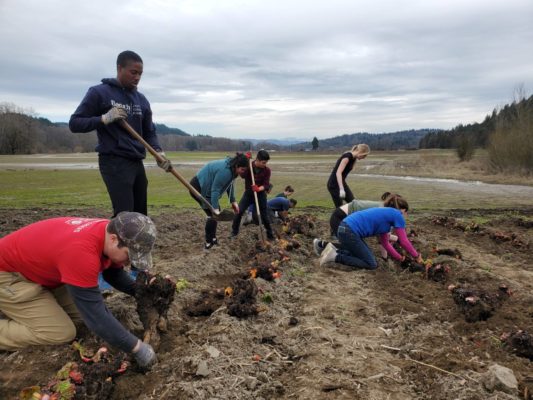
[
  {"x1": 296, "y1": 129, "x2": 434, "y2": 151},
  {"x1": 419, "y1": 92, "x2": 533, "y2": 172},
  {"x1": 0, "y1": 103, "x2": 252, "y2": 154}
]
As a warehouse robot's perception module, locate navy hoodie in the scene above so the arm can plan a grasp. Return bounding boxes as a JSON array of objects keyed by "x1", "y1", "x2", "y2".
[{"x1": 69, "y1": 78, "x2": 162, "y2": 160}]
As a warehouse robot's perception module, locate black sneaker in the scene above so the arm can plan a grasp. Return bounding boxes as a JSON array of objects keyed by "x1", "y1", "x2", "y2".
[
  {"x1": 212, "y1": 237, "x2": 219, "y2": 246},
  {"x1": 204, "y1": 241, "x2": 215, "y2": 250},
  {"x1": 230, "y1": 232, "x2": 238, "y2": 239}
]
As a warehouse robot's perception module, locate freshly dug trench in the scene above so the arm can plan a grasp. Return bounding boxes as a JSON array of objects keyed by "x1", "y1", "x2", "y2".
[{"x1": 184, "y1": 289, "x2": 225, "y2": 317}]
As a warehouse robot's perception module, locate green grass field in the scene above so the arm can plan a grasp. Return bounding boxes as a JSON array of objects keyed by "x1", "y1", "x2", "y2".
[{"x1": 1, "y1": 150, "x2": 532, "y2": 214}]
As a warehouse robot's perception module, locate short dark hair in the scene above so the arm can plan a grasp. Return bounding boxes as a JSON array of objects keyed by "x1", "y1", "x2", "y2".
[
  {"x1": 117, "y1": 50, "x2": 143, "y2": 67},
  {"x1": 285, "y1": 185, "x2": 294, "y2": 193},
  {"x1": 257, "y1": 149, "x2": 270, "y2": 161},
  {"x1": 289, "y1": 198, "x2": 297, "y2": 206}
]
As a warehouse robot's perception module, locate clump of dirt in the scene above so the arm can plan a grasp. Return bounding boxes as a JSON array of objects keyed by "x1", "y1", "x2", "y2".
[
  {"x1": 19, "y1": 344, "x2": 127, "y2": 400},
  {"x1": 448, "y1": 283, "x2": 512, "y2": 322},
  {"x1": 134, "y1": 272, "x2": 176, "y2": 350},
  {"x1": 501, "y1": 330, "x2": 533, "y2": 361},
  {"x1": 282, "y1": 214, "x2": 316, "y2": 235},
  {"x1": 226, "y1": 278, "x2": 259, "y2": 318}
]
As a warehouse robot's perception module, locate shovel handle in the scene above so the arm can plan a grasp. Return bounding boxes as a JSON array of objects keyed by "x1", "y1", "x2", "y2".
[
  {"x1": 119, "y1": 120, "x2": 218, "y2": 215},
  {"x1": 249, "y1": 157, "x2": 266, "y2": 244}
]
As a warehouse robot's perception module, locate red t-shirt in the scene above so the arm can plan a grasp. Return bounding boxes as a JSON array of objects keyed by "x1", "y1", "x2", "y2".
[{"x1": 0, "y1": 217, "x2": 120, "y2": 289}]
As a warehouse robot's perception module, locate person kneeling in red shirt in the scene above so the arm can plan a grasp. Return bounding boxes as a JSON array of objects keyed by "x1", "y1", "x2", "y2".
[{"x1": 0, "y1": 212, "x2": 158, "y2": 368}]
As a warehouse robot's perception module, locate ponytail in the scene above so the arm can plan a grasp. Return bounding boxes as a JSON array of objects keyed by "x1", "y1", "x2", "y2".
[
  {"x1": 352, "y1": 143, "x2": 370, "y2": 156},
  {"x1": 383, "y1": 193, "x2": 409, "y2": 212},
  {"x1": 229, "y1": 152, "x2": 249, "y2": 170}
]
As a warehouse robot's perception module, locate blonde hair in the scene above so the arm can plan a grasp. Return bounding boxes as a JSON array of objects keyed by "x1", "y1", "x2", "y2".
[{"x1": 352, "y1": 144, "x2": 370, "y2": 156}]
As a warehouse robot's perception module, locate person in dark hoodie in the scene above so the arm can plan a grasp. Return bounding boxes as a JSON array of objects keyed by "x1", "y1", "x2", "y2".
[{"x1": 69, "y1": 50, "x2": 171, "y2": 217}]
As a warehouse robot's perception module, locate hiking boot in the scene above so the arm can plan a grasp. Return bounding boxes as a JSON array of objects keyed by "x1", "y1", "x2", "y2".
[
  {"x1": 313, "y1": 238, "x2": 325, "y2": 256},
  {"x1": 319, "y1": 243, "x2": 337, "y2": 267}
]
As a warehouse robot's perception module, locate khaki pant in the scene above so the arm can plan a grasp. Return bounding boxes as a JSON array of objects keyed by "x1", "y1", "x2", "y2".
[{"x1": 0, "y1": 272, "x2": 82, "y2": 350}]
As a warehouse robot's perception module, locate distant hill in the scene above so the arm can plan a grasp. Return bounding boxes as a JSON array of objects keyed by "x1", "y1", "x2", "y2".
[
  {"x1": 293, "y1": 129, "x2": 437, "y2": 151},
  {"x1": 154, "y1": 123, "x2": 189, "y2": 136}
]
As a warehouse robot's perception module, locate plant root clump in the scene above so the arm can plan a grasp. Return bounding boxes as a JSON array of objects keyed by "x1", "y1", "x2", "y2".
[
  {"x1": 226, "y1": 278, "x2": 259, "y2": 318},
  {"x1": 282, "y1": 215, "x2": 316, "y2": 236},
  {"x1": 501, "y1": 330, "x2": 533, "y2": 361},
  {"x1": 135, "y1": 271, "x2": 176, "y2": 349},
  {"x1": 448, "y1": 283, "x2": 512, "y2": 322}
]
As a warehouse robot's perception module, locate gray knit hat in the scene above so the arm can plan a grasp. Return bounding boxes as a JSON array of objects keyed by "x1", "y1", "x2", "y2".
[{"x1": 114, "y1": 212, "x2": 156, "y2": 270}]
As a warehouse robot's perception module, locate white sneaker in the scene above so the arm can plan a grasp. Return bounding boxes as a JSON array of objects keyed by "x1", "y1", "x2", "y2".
[
  {"x1": 313, "y1": 238, "x2": 324, "y2": 256},
  {"x1": 319, "y1": 243, "x2": 337, "y2": 266}
]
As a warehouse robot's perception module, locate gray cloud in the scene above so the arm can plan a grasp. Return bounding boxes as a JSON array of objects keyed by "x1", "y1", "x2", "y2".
[{"x1": 1, "y1": 0, "x2": 532, "y2": 140}]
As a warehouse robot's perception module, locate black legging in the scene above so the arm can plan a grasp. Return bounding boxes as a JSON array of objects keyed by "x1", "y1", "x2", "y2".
[
  {"x1": 232, "y1": 190, "x2": 274, "y2": 239},
  {"x1": 189, "y1": 176, "x2": 217, "y2": 243},
  {"x1": 329, "y1": 208, "x2": 348, "y2": 236},
  {"x1": 327, "y1": 183, "x2": 354, "y2": 208}
]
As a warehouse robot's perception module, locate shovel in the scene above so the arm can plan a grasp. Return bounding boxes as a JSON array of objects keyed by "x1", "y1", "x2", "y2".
[
  {"x1": 248, "y1": 156, "x2": 266, "y2": 244},
  {"x1": 119, "y1": 120, "x2": 234, "y2": 221}
]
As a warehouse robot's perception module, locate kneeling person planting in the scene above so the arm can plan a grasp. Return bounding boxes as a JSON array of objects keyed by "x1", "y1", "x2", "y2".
[{"x1": 0, "y1": 212, "x2": 159, "y2": 368}]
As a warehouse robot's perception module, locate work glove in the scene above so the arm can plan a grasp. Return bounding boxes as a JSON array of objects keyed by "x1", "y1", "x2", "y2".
[
  {"x1": 101, "y1": 106, "x2": 127, "y2": 125},
  {"x1": 231, "y1": 202, "x2": 239, "y2": 214},
  {"x1": 133, "y1": 340, "x2": 157, "y2": 369},
  {"x1": 245, "y1": 151, "x2": 252, "y2": 159},
  {"x1": 251, "y1": 184, "x2": 261, "y2": 192},
  {"x1": 339, "y1": 188, "x2": 346, "y2": 199},
  {"x1": 156, "y1": 152, "x2": 172, "y2": 172}
]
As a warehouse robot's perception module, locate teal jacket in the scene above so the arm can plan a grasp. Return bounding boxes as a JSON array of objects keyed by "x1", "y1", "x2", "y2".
[{"x1": 196, "y1": 158, "x2": 236, "y2": 210}]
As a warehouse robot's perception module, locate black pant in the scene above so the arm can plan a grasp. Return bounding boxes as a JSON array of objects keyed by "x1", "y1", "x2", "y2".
[
  {"x1": 329, "y1": 208, "x2": 348, "y2": 236},
  {"x1": 327, "y1": 182, "x2": 354, "y2": 208},
  {"x1": 190, "y1": 176, "x2": 217, "y2": 243},
  {"x1": 232, "y1": 190, "x2": 273, "y2": 238},
  {"x1": 99, "y1": 154, "x2": 148, "y2": 217}
]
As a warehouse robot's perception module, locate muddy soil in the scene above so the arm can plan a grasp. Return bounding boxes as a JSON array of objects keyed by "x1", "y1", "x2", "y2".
[{"x1": 1, "y1": 206, "x2": 532, "y2": 400}]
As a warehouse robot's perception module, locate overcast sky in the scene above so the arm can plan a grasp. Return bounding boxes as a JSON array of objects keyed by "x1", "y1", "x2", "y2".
[{"x1": 1, "y1": 0, "x2": 532, "y2": 140}]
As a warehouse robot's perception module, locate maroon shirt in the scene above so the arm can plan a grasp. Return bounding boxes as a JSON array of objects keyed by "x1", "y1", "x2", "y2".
[{"x1": 244, "y1": 161, "x2": 271, "y2": 190}]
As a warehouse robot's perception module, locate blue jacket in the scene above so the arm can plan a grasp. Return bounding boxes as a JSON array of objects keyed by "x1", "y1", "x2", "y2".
[
  {"x1": 69, "y1": 78, "x2": 162, "y2": 160},
  {"x1": 196, "y1": 158, "x2": 236, "y2": 210},
  {"x1": 344, "y1": 207, "x2": 405, "y2": 238}
]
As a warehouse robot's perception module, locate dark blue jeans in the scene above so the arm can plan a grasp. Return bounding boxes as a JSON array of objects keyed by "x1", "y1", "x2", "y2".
[{"x1": 336, "y1": 222, "x2": 377, "y2": 270}]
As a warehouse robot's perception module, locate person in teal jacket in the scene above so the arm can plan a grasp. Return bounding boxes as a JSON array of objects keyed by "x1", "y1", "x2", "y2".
[{"x1": 189, "y1": 153, "x2": 249, "y2": 249}]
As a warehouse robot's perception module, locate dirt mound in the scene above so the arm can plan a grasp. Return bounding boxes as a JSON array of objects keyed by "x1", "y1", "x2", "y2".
[{"x1": 1, "y1": 207, "x2": 533, "y2": 400}]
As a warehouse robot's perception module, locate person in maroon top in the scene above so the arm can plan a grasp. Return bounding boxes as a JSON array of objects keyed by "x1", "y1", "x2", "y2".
[
  {"x1": 0, "y1": 212, "x2": 159, "y2": 368},
  {"x1": 231, "y1": 150, "x2": 275, "y2": 240}
]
